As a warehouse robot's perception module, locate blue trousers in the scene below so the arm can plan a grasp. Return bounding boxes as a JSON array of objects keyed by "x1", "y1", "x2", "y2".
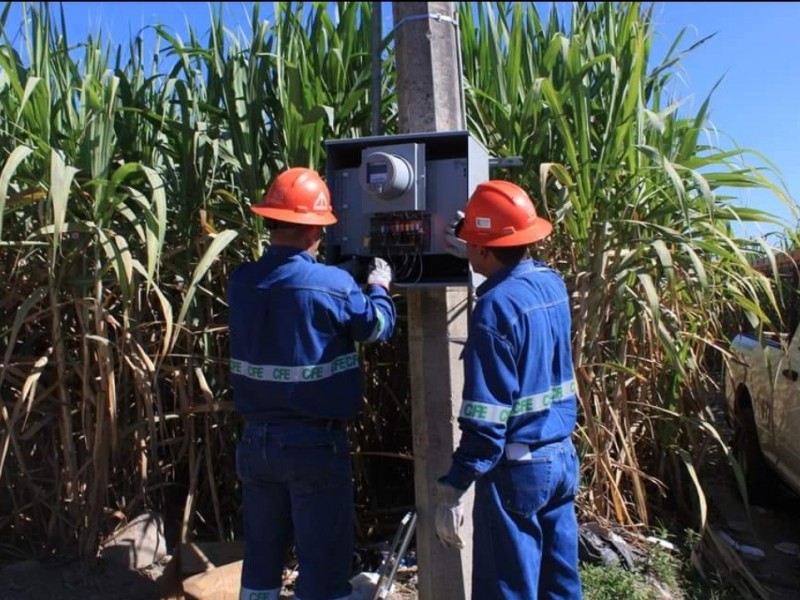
[
  {"x1": 473, "y1": 437, "x2": 582, "y2": 599},
  {"x1": 236, "y1": 422, "x2": 354, "y2": 600}
]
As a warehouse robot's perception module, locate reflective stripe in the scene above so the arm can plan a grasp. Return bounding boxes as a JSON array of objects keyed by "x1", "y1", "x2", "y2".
[
  {"x1": 239, "y1": 588, "x2": 280, "y2": 600},
  {"x1": 459, "y1": 380, "x2": 576, "y2": 424},
  {"x1": 230, "y1": 352, "x2": 359, "y2": 382},
  {"x1": 364, "y1": 310, "x2": 386, "y2": 343}
]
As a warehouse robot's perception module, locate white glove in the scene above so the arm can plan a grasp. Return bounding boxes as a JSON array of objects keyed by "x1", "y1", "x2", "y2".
[
  {"x1": 444, "y1": 211, "x2": 467, "y2": 259},
  {"x1": 349, "y1": 572, "x2": 379, "y2": 600},
  {"x1": 435, "y1": 479, "x2": 467, "y2": 549},
  {"x1": 366, "y1": 257, "x2": 392, "y2": 289}
]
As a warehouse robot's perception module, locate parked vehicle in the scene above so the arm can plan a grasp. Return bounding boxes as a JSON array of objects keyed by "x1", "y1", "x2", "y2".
[{"x1": 724, "y1": 251, "x2": 800, "y2": 504}]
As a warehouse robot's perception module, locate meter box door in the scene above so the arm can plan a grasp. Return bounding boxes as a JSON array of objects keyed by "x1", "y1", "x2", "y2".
[{"x1": 325, "y1": 130, "x2": 490, "y2": 285}]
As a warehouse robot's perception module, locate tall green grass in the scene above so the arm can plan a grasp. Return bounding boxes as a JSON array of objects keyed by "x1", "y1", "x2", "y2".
[{"x1": 0, "y1": 0, "x2": 389, "y2": 558}]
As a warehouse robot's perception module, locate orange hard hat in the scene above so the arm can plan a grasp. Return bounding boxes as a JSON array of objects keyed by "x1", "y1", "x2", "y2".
[
  {"x1": 458, "y1": 180, "x2": 552, "y2": 247},
  {"x1": 251, "y1": 167, "x2": 337, "y2": 226}
]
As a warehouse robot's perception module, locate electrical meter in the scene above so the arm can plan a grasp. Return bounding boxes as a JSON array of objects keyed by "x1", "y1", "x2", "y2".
[
  {"x1": 325, "y1": 130, "x2": 490, "y2": 285},
  {"x1": 358, "y1": 143, "x2": 425, "y2": 213},
  {"x1": 360, "y1": 152, "x2": 413, "y2": 200}
]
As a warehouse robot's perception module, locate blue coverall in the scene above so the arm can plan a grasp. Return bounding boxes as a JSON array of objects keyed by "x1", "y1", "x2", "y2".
[
  {"x1": 228, "y1": 245, "x2": 396, "y2": 600},
  {"x1": 442, "y1": 259, "x2": 582, "y2": 600}
]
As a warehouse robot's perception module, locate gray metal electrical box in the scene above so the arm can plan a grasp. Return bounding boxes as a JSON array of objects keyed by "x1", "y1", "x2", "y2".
[{"x1": 324, "y1": 130, "x2": 490, "y2": 284}]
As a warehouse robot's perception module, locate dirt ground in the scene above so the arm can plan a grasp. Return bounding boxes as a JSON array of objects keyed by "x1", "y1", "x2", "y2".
[
  {"x1": 0, "y1": 557, "x2": 163, "y2": 599},
  {"x1": 701, "y1": 396, "x2": 800, "y2": 600},
  {"x1": 2, "y1": 423, "x2": 800, "y2": 599},
  {"x1": 705, "y1": 473, "x2": 800, "y2": 599},
  {"x1": 0, "y1": 549, "x2": 418, "y2": 600},
  {"x1": 3, "y1": 478, "x2": 800, "y2": 600}
]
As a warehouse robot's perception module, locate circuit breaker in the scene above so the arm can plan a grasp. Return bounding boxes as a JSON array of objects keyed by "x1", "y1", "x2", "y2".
[{"x1": 324, "y1": 130, "x2": 490, "y2": 284}]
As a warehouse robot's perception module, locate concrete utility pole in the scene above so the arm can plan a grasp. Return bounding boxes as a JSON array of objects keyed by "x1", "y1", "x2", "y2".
[{"x1": 392, "y1": 3, "x2": 473, "y2": 599}]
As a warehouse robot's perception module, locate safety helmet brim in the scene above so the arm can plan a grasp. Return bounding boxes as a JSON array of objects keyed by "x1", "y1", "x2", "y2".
[{"x1": 250, "y1": 205, "x2": 338, "y2": 226}]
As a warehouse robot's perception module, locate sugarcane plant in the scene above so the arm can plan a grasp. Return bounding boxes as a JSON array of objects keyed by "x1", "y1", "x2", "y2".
[{"x1": 0, "y1": 0, "x2": 392, "y2": 558}]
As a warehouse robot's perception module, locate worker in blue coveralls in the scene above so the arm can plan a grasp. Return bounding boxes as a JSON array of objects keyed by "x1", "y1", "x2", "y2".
[
  {"x1": 438, "y1": 180, "x2": 582, "y2": 599},
  {"x1": 228, "y1": 167, "x2": 397, "y2": 600}
]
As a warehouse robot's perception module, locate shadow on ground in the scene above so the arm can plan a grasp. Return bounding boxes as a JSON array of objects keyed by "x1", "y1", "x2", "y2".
[
  {"x1": 705, "y1": 472, "x2": 800, "y2": 600},
  {"x1": 0, "y1": 557, "x2": 161, "y2": 600}
]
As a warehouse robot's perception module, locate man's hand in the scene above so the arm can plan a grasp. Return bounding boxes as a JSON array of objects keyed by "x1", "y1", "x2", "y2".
[
  {"x1": 366, "y1": 257, "x2": 392, "y2": 290},
  {"x1": 435, "y1": 478, "x2": 467, "y2": 550},
  {"x1": 444, "y1": 210, "x2": 467, "y2": 260}
]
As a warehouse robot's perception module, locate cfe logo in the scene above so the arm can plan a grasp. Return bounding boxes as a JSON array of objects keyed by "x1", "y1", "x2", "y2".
[{"x1": 313, "y1": 192, "x2": 328, "y2": 211}]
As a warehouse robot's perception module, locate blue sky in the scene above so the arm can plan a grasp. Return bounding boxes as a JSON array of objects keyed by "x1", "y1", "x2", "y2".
[
  {"x1": 646, "y1": 2, "x2": 800, "y2": 241},
  {"x1": 4, "y1": 2, "x2": 799, "y2": 240}
]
